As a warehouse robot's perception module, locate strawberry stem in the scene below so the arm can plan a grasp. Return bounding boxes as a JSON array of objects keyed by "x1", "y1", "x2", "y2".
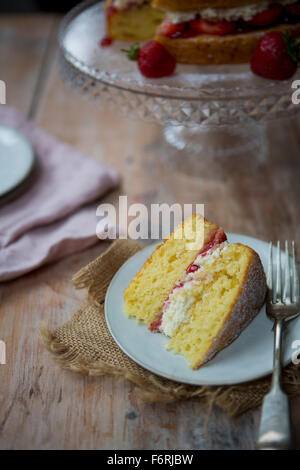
[
  {"x1": 121, "y1": 44, "x2": 140, "y2": 61},
  {"x1": 282, "y1": 33, "x2": 300, "y2": 63}
]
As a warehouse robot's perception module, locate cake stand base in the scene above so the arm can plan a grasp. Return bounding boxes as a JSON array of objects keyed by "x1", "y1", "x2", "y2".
[{"x1": 163, "y1": 122, "x2": 268, "y2": 179}]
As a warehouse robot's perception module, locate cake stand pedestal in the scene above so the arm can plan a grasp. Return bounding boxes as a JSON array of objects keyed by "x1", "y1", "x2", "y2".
[{"x1": 58, "y1": 0, "x2": 300, "y2": 179}]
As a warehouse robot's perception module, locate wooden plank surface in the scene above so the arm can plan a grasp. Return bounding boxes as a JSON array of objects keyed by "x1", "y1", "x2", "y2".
[
  {"x1": 0, "y1": 15, "x2": 56, "y2": 115},
  {"x1": 1, "y1": 14, "x2": 300, "y2": 450}
]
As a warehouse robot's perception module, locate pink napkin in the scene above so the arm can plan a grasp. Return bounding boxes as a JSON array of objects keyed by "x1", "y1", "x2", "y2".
[{"x1": 0, "y1": 107, "x2": 119, "y2": 281}]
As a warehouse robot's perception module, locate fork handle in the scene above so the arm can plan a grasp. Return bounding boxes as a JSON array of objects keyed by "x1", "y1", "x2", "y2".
[
  {"x1": 257, "y1": 320, "x2": 292, "y2": 450},
  {"x1": 257, "y1": 388, "x2": 292, "y2": 450}
]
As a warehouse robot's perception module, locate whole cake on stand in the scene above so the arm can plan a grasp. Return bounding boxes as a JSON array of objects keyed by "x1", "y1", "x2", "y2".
[{"x1": 59, "y1": 0, "x2": 300, "y2": 176}]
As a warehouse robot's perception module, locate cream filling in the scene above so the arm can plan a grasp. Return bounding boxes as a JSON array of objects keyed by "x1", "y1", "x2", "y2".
[
  {"x1": 160, "y1": 242, "x2": 229, "y2": 338},
  {"x1": 165, "y1": 0, "x2": 295, "y2": 24},
  {"x1": 113, "y1": 0, "x2": 149, "y2": 9},
  {"x1": 160, "y1": 284, "x2": 197, "y2": 338}
]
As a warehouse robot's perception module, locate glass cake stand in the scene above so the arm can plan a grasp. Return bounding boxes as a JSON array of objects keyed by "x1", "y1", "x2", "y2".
[{"x1": 58, "y1": 0, "x2": 300, "y2": 176}]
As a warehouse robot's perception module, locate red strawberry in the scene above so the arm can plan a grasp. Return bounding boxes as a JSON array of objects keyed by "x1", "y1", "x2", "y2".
[
  {"x1": 138, "y1": 41, "x2": 176, "y2": 78},
  {"x1": 158, "y1": 19, "x2": 186, "y2": 37},
  {"x1": 251, "y1": 32, "x2": 299, "y2": 80},
  {"x1": 247, "y1": 5, "x2": 282, "y2": 27},
  {"x1": 189, "y1": 18, "x2": 236, "y2": 36},
  {"x1": 285, "y1": 2, "x2": 300, "y2": 16}
]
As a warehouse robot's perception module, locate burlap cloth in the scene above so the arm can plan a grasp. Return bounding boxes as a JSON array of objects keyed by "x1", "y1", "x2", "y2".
[{"x1": 40, "y1": 239, "x2": 300, "y2": 417}]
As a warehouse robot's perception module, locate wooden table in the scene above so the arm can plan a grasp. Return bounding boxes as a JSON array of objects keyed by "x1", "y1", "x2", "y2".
[{"x1": 1, "y1": 14, "x2": 300, "y2": 450}]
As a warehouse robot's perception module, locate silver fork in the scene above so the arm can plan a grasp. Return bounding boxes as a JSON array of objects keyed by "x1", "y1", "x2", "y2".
[{"x1": 257, "y1": 241, "x2": 300, "y2": 450}]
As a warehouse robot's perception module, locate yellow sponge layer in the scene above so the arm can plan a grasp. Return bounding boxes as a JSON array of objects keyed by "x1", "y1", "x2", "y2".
[
  {"x1": 166, "y1": 244, "x2": 256, "y2": 369},
  {"x1": 124, "y1": 215, "x2": 219, "y2": 325},
  {"x1": 107, "y1": 4, "x2": 165, "y2": 41}
]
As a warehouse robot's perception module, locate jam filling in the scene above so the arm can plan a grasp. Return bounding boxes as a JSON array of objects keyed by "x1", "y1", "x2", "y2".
[
  {"x1": 100, "y1": 35, "x2": 113, "y2": 46},
  {"x1": 159, "y1": 2, "x2": 300, "y2": 39},
  {"x1": 148, "y1": 228, "x2": 227, "y2": 332},
  {"x1": 186, "y1": 228, "x2": 227, "y2": 274}
]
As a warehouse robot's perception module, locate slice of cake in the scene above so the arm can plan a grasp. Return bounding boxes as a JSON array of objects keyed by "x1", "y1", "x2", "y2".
[
  {"x1": 153, "y1": 0, "x2": 300, "y2": 64},
  {"x1": 105, "y1": 0, "x2": 165, "y2": 41},
  {"x1": 124, "y1": 215, "x2": 266, "y2": 369}
]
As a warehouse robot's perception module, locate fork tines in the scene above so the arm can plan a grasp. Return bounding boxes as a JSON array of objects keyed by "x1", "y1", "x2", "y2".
[{"x1": 268, "y1": 241, "x2": 299, "y2": 305}]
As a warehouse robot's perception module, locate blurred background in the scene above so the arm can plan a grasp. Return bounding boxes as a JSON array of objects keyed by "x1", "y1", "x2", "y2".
[{"x1": 0, "y1": 0, "x2": 86, "y2": 13}]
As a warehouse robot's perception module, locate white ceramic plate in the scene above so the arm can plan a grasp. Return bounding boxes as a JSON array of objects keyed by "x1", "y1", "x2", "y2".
[
  {"x1": 105, "y1": 233, "x2": 300, "y2": 385},
  {"x1": 0, "y1": 126, "x2": 35, "y2": 197}
]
